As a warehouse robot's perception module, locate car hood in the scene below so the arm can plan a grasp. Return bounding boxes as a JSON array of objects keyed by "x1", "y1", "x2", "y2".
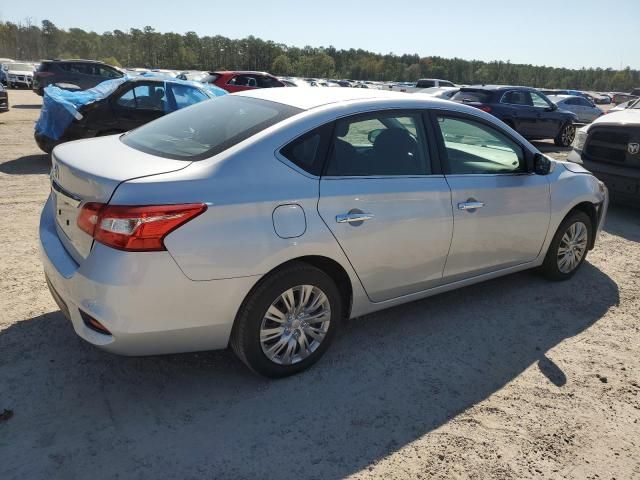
[
  {"x1": 7, "y1": 70, "x2": 33, "y2": 75},
  {"x1": 589, "y1": 108, "x2": 640, "y2": 126}
]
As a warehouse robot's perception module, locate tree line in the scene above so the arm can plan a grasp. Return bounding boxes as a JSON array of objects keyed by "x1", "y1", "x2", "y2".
[{"x1": 1, "y1": 19, "x2": 638, "y2": 91}]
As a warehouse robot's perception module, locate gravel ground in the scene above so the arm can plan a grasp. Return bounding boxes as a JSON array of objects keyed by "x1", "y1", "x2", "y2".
[{"x1": 0, "y1": 90, "x2": 638, "y2": 480}]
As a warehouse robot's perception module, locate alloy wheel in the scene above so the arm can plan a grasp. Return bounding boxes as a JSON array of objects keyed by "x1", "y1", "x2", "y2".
[
  {"x1": 557, "y1": 221, "x2": 588, "y2": 273},
  {"x1": 259, "y1": 285, "x2": 331, "y2": 365},
  {"x1": 562, "y1": 124, "x2": 576, "y2": 146}
]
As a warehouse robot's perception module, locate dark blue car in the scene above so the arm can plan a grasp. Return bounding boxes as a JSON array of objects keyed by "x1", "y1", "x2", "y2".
[{"x1": 452, "y1": 85, "x2": 578, "y2": 147}]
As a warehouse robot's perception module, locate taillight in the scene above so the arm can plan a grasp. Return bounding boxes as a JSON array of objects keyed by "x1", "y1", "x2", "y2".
[
  {"x1": 35, "y1": 71, "x2": 55, "y2": 77},
  {"x1": 474, "y1": 104, "x2": 492, "y2": 113},
  {"x1": 77, "y1": 203, "x2": 207, "y2": 252}
]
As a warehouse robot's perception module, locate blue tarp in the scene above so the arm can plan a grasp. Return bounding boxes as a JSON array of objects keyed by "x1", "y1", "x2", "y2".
[{"x1": 35, "y1": 76, "x2": 226, "y2": 140}]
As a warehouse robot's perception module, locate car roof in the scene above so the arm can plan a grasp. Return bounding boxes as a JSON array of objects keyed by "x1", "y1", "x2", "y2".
[
  {"x1": 44, "y1": 59, "x2": 108, "y2": 64},
  {"x1": 212, "y1": 70, "x2": 271, "y2": 75},
  {"x1": 547, "y1": 94, "x2": 581, "y2": 100},
  {"x1": 235, "y1": 87, "x2": 454, "y2": 111},
  {"x1": 461, "y1": 85, "x2": 538, "y2": 91}
]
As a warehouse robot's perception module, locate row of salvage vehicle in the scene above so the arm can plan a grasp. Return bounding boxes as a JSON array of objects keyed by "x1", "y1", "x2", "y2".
[{"x1": 33, "y1": 61, "x2": 639, "y2": 207}]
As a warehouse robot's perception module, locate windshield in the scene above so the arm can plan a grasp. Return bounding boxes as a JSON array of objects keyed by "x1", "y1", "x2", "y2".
[
  {"x1": 121, "y1": 95, "x2": 302, "y2": 160},
  {"x1": 629, "y1": 99, "x2": 640, "y2": 109},
  {"x1": 9, "y1": 63, "x2": 33, "y2": 71}
]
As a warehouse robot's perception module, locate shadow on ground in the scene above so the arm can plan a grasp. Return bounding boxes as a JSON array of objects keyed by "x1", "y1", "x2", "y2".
[
  {"x1": 0, "y1": 154, "x2": 49, "y2": 175},
  {"x1": 0, "y1": 263, "x2": 618, "y2": 479},
  {"x1": 604, "y1": 204, "x2": 640, "y2": 242},
  {"x1": 10, "y1": 104, "x2": 41, "y2": 110}
]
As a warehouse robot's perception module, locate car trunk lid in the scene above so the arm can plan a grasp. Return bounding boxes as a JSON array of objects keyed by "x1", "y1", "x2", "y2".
[{"x1": 50, "y1": 135, "x2": 192, "y2": 263}]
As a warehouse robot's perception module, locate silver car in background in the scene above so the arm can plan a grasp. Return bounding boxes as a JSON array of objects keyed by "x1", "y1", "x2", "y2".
[
  {"x1": 547, "y1": 94, "x2": 603, "y2": 123},
  {"x1": 40, "y1": 89, "x2": 608, "y2": 377}
]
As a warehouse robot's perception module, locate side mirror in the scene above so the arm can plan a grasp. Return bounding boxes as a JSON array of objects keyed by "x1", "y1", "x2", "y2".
[
  {"x1": 533, "y1": 153, "x2": 552, "y2": 175},
  {"x1": 367, "y1": 128, "x2": 384, "y2": 144},
  {"x1": 546, "y1": 104, "x2": 558, "y2": 111}
]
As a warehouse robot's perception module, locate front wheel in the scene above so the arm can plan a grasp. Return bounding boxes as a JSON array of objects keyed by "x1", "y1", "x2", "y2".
[
  {"x1": 554, "y1": 122, "x2": 576, "y2": 147},
  {"x1": 540, "y1": 211, "x2": 592, "y2": 281},
  {"x1": 231, "y1": 262, "x2": 342, "y2": 378}
]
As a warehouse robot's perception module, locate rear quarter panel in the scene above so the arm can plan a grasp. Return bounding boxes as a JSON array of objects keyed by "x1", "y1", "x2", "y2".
[{"x1": 109, "y1": 131, "x2": 370, "y2": 315}]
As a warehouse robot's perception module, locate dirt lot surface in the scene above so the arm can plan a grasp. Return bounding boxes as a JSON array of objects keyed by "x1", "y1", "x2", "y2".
[{"x1": 1, "y1": 90, "x2": 639, "y2": 480}]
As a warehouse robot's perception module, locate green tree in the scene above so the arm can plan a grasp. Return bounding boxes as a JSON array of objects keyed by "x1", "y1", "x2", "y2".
[{"x1": 271, "y1": 54, "x2": 293, "y2": 76}]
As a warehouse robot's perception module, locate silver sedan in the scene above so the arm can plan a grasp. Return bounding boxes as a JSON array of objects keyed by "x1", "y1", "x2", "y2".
[
  {"x1": 547, "y1": 95, "x2": 604, "y2": 123},
  {"x1": 40, "y1": 88, "x2": 608, "y2": 377}
]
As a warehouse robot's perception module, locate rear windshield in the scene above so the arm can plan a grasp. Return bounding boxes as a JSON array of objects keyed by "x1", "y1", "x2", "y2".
[
  {"x1": 121, "y1": 95, "x2": 302, "y2": 160},
  {"x1": 452, "y1": 90, "x2": 493, "y2": 103}
]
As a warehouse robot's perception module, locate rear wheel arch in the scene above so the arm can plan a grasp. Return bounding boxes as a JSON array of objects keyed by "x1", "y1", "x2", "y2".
[{"x1": 235, "y1": 256, "x2": 353, "y2": 330}]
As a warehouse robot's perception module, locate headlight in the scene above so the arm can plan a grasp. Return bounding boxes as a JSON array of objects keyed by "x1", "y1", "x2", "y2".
[{"x1": 573, "y1": 129, "x2": 588, "y2": 151}]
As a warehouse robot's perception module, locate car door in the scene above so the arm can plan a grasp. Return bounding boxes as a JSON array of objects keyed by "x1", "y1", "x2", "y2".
[
  {"x1": 575, "y1": 97, "x2": 599, "y2": 122},
  {"x1": 500, "y1": 90, "x2": 538, "y2": 136},
  {"x1": 110, "y1": 83, "x2": 167, "y2": 131},
  {"x1": 432, "y1": 112, "x2": 550, "y2": 279},
  {"x1": 530, "y1": 91, "x2": 562, "y2": 137},
  {"x1": 317, "y1": 111, "x2": 453, "y2": 302}
]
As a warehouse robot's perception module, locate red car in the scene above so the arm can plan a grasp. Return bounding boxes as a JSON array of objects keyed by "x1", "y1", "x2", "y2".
[{"x1": 204, "y1": 71, "x2": 285, "y2": 93}]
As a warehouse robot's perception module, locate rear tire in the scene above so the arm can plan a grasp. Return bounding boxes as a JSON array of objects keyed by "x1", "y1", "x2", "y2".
[
  {"x1": 540, "y1": 210, "x2": 592, "y2": 281},
  {"x1": 231, "y1": 262, "x2": 342, "y2": 378},
  {"x1": 35, "y1": 135, "x2": 56, "y2": 154},
  {"x1": 554, "y1": 122, "x2": 576, "y2": 147}
]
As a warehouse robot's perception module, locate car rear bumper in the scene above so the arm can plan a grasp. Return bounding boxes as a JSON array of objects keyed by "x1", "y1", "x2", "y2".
[{"x1": 39, "y1": 194, "x2": 260, "y2": 356}]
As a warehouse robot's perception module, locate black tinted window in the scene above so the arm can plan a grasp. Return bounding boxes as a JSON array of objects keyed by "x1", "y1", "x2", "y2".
[
  {"x1": 228, "y1": 75, "x2": 258, "y2": 87},
  {"x1": 501, "y1": 91, "x2": 532, "y2": 106},
  {"x1": 325, "y1": 113, "x2": 430, "y2": 176},
  {"x1": 280, "y1": 125, "x2": 332, "y2": 175},
  {"x1": 122, "y1": 95, "x2": 301, "y2": 160},
  {"x1": 452, "y1": 90, "x2": 493, "y2": 103},
  {"x1": 416, "y1": 80, "x2": 435, "y2": 88},
  {"x1": 258, "y1": 76, "x2": 283, "y2": 88}
]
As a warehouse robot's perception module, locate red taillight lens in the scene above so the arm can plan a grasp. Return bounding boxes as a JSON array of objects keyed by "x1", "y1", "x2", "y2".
[
  {"x1": 474, "y1": 104, "x2": 492, "y2": 113},
  {"x1": 35, "y1": 71, "x2": 55, "y2": 77},
  {"x1": 77, "y1": 202, "x2": 103, "y2": 236},
  {"x1": 77, "y1": 203, "x2": 207, "y2": 252}
]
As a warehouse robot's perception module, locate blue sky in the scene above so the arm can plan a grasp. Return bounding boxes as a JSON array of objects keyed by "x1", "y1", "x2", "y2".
[{"x1": 1, "y1": 0, "x2": 638, "y2": 69}]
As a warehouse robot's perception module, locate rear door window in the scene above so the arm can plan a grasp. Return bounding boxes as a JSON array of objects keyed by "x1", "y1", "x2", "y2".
[
  {"x1": 501, "y1": 91, "x2": 532, "y2": 106},
  {"x1": 325, "y1": 113, "x2": 430, "y2": 176},
  {"x1": 257, "y1": 76, "x2": 283, "y2": 88},
  {"x1": 228, "y1": 75, "x2": 258, "y2": 87},
  {"x1": 115, "y1": 84, "x2": 166, "y2": 111}
]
